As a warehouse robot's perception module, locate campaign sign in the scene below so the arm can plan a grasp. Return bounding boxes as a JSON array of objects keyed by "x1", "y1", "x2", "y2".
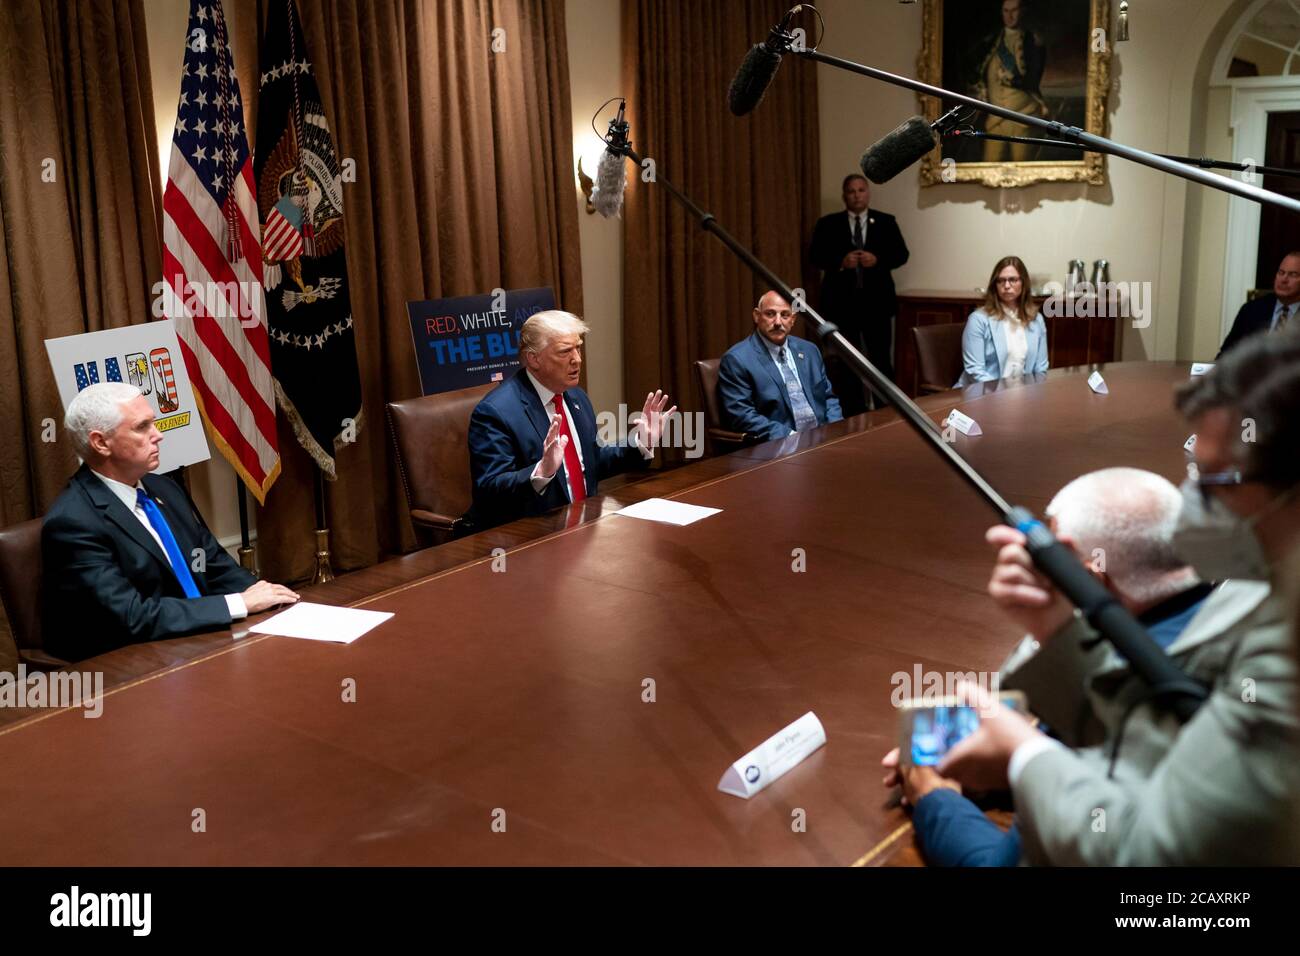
[
  {"x1": 406, "y1": 287, "x2": 555, "y2": 395},
  {"x1": 44, "y1": 321, "x2": 210, "y2": 474}
]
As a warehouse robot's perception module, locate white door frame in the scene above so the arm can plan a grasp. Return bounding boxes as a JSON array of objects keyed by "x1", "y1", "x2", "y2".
[{"x1": 1221, "y1": 79, "x2": 1300, "y2": 338}]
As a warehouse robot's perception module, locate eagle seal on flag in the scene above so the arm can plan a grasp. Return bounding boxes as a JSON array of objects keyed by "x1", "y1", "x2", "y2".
[{"x1": 255, "y1": 0, "x2": 362, "y2": 479}]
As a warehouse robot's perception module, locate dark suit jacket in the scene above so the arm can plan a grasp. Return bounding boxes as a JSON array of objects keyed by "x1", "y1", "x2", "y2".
[
  {"x1": 809, "y1": 208, "x2": 909, "y2": 328},
  {"x1": 718, "y1": 332, "x2": 842, "y2": 442},
  {"x1": 42, "y1": 464, "x2": 256, "y2": 661},
  {"x1": 466, "y1": 369, "x2": 645, "y2": 529},
  {"x1": 972, "y1": 28, "x2": 1046, "y2": 96},
  {"x1": 1218, "y1": 294, "x2": 1282, "y2": 358}
]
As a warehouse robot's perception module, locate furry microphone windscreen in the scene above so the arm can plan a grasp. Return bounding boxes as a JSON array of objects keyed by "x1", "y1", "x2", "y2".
[{"x1": 591, "y1": 148, "x2": 628, "y2": 219}]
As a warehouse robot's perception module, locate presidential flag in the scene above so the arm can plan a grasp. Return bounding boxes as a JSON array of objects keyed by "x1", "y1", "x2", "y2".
[
  {"x1": 160, "y1": 0, "x2": 280, "y2": 502},
  {"x1": 255, "y1": 0, "x2": 362, "y2": 478}
]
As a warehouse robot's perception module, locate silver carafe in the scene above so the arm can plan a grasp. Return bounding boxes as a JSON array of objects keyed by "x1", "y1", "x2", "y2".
[
  {"x1": 1066, "y1": 260, "x2": 1086, "y2": 294},
  {"x1": 1091, "y1": 259, "x2": 1110, "y2": 288}
]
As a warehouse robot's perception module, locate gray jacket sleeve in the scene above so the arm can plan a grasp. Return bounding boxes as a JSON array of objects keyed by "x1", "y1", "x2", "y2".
[{"x1": 1011, "y1": 620, "x2": 1300, "y2": 866}]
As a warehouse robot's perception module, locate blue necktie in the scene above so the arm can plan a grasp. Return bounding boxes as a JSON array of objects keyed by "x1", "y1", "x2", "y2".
[
  {"x1": 778, "y1": 346, "x2": 820, "y2": 432},
  {"x1": 136, "y1": 488, "x2": 200, "y2": 598}
]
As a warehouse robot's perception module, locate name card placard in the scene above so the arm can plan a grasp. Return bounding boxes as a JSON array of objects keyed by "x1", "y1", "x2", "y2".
[
  {"x1": 1190, "y1": 363, "x2": 1214, "y2": 376},
  {"x1": 943, "y1": 409, "x2": 982, "y2": 437},
  {"x1": 717, "y1": 711, "x2": 826, "y2": 799},
  {"x1": 1184, "y1": 434, "x2": 1197, "y2": 455},
  {"x1": 1087, "y1": 370, "x2": 1109, "y2": 394}
]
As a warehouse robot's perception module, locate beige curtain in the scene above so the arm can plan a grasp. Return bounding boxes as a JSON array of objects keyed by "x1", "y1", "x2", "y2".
[
  {"x1": 621, "y1": 0, "x2": 821, "y2": 418},
  {"x1": 0, "y1": 0, "x2": 162, "y2": 660},
  {"x1": 231, "y1": 0, "x2": 584, "y2": 581}
]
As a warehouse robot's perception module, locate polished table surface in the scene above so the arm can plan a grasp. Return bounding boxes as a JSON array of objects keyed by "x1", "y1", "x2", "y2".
[{"x1": 0, "y1": 363, "x2": 1199, "y2": 865}]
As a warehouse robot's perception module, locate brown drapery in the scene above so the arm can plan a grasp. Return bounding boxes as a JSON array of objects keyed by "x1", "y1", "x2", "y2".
[
  {"x1": 621, "y1": 0, "x2": 820, "y2": 416},
  {"x1": 0, "y1": 0, "x2": 162, "y2": 663},
  {"x1": 230, "y1": 0, "x2": 584, "y2": 582}
]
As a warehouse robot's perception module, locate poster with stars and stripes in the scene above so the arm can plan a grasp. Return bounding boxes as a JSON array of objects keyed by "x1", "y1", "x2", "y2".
[
  {"x1": 255, "y1": 0, "x2": 362, "y2": 479},
  {"x1": 160, "y1": 0, "x2": 281, "y2": 503}
]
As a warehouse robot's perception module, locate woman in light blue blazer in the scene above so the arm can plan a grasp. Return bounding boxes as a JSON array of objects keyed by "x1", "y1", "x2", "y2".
[{"x1": 957, "y1": 256, "x2": 1049, "y2": 386}]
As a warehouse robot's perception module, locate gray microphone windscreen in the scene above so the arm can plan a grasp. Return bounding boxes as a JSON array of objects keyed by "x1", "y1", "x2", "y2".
[
  {"x1": 859, "y1": 116, "x2": 937, "y2": 184},
  {"x1": 728, "y1": 44, "x2": 783, "y2": 117},
  {"x1": 591, "y1": 147, "x2": 628, "y2": 219}
]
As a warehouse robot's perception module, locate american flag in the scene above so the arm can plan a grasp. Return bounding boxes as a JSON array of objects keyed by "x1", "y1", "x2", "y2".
[{"x1": 160, "y1": 0, "x2": 280, "y2": 503}]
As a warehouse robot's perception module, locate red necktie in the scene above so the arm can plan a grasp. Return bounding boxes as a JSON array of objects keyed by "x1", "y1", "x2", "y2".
[{"x1": 551, "y1": 392, "x2": 586, "y2": 503}]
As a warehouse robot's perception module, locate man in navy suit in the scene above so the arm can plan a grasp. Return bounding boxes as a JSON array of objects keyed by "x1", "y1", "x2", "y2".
[
  {"x1": 466, "y1": 310, "x2": 675, "y2": 530},
  {"x1": 717, "y1": 291, "x2": 842, "y2": 443},
  {"x1": 1218, "y1": 250, "x2": 1300, "y2": 358},
  {"x1": 42, "y1": 382, "x2": 299, "y2": 661},
  {"x1": 809, "y1": 175, "x2": 909, "y2": 410}
]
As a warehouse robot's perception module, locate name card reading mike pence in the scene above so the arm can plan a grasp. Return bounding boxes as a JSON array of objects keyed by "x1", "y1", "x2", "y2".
[
  {"x1": 44, "y1": 321, "x2": 210, "y2": 474},
  {"x1": 407, "y1": 287, "x2": 555, "y2": 395},
  {"x1": 718, "y1": 711, "x2": 826, "y2": 799},
  {"x1": 943, "y1": 409, "x2": 982, "y2": 436},
  {"x1": 1087, "y1": 370, "x2": 1109, "y2": 394}
]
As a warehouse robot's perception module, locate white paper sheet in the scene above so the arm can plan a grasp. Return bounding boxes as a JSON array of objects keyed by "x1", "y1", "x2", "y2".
[
  {"x1": 615, "y1": 497, "x2": 721, "y2": 526},
  {"x1": 249, "y1": 602, "x2": 393, "y2": 644}
]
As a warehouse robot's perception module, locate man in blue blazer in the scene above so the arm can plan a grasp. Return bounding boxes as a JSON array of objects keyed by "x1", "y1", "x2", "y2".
[
  {"x1": 1217, "y1": 251, "x2": 1300, "y2": 358},
  {"x1": 467, "y1": 310, "x2": 675, "y2": 530},
  {"x1": 42, "y1": 382, "x2": 299, "y2": 661},
  {"x1": 717, "y1": 291, "x2": 842, "y2": 443}
]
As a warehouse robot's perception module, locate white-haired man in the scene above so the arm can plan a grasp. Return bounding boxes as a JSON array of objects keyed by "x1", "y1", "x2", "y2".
[
  {"x1": 466, "y1": 311, "x2": 675, "y2": 529},
  {"x1": 42, "y1": 382, "x2": 298, "y2": 661},
  {"x1": 881, "y1": 467, "x2": 1215, "y2": 865}
]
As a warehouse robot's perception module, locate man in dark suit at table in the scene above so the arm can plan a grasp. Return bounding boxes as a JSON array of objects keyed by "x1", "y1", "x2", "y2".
[
  {"x1": 42, "y1": 382, "x2": 299, "y2": 662},
  {"x1": 1217, "y1": 250, "x2": 1300, "y2": 357},
  {"x1": 466, "y1": 310, "x2": 675, "y2": 530},
  {"x1": 809, "y1": 174, "x2": 909, "y2": 411},
  {"x1": 718, "y1": 290, "x2": 842, "y2": 442}
]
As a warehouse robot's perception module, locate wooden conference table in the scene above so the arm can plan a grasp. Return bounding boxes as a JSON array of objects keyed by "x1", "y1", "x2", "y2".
[{"x1": 0, "y1": 362, "x2": 1199, "y2": 866}]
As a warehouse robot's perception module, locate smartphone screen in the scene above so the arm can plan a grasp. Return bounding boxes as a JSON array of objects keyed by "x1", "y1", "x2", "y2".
[
  {"x1": 908, "y1": 705, "x2": 982, "y2": 766},
  {"x1": 898, "y1": 692, "x2": 1028, "y2": 767}
]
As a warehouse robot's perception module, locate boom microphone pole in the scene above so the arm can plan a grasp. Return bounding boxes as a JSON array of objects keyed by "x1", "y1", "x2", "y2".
[
  {"x1": 946, "y1": 128, "x2": 1300, "y2": 181},
  {"x1": 592, "y1": 104, "x2": 1209, "y2": 721},
  {"x1": 730, "y1": 5, "x2": 1300, "y2": 214}
]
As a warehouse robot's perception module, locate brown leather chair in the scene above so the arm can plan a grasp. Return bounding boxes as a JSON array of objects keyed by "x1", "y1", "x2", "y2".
[
  {"x1": 912, "y1": 323, "x2": 966, "y2": 393},
  {"x1": 0, "y1": 517, "x2": 65, "y2": 670},
  {"x1": 693, "y1": 358, "x2": 751, "y2": 455},
  {"x1": 387, "y1": 384, "x2": 494, "y2": 548}
]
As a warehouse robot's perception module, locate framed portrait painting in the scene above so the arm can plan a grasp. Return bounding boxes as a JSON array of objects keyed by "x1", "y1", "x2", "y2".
[{"x1": 918, "y1": 0, "x2": 1113, "y2": 188}]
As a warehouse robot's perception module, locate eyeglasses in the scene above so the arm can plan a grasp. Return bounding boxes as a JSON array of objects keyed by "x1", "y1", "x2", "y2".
[
  {"x1": 995, "y1": 277, "x2": 1022, "y2": 286},
  {"x1": 1187, "y1": 460, "x2": 1246, "y2": 504}
]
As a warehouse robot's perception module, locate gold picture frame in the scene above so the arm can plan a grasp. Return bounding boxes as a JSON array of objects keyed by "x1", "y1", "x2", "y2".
[{"x1": 918, "y1": 0, "x2": 1112, "y2": 188}]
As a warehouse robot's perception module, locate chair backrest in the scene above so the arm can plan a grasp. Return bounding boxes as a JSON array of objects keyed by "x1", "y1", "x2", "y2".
[
  {"x1": 0, "y1": 518, "x2": 44, "y2": 653},
  {"x1": 912, "y1": 323, "x2": 966, "y2": 392},
  {"x1": 386, "y1": 383, "x2": 495, "y2": 538},
  {"x1": 693, "y1": 358, "x2": 726, "y2": 431}
]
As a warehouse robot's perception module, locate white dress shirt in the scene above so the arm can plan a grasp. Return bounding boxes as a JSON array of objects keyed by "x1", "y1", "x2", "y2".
[
  {"x1": 847, "y1": 210, "x2": 869, "y2": 243},
  {"x1": 1001, "y1": 313, "x2": 1029, "y2": 378},
  {"x1": 92, "y1": 470, "x2": 246, "y2": 619}
]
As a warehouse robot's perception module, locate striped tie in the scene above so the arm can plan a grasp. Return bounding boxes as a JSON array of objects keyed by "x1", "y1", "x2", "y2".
[{"x1": 1277, "y1": 303, "x2": 1295, "y2": 332}]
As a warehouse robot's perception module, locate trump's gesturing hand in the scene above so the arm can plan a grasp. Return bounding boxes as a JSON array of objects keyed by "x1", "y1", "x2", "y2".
[
  {"x1": 635, "y1": 390, "x2": 677, "y2": 451},
  {"x1": 540, "y1": 413, "x2": 567, "y2": 478}
]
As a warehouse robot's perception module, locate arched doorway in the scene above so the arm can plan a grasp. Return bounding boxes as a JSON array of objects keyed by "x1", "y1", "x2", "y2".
[{"x1": 1215, "y1": 0, "x2": 1300, "y2": 341}]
